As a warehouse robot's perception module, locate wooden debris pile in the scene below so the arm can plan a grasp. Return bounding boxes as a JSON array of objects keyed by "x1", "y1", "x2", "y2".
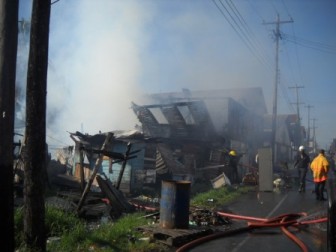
[
  {"x1": 136, "y1": 224, "x2": 214, "y2": 247},
  {"x1": 134, "y1": 204, "x2": 233, "y2": 248},
  {"x1": 189, "y1": 208, "x2": 231, "y2": 226}
]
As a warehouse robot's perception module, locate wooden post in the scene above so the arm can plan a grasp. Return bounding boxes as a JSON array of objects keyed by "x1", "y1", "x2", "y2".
[
  {"x1": 116, "y1": 142, "x2": 132, "y2": 190},
  {"x1": 0, "y1": 1, "x2": 18, "y2": 250},
  {"x1": 23, "y1": 0, "x2": 51, "y2": 249},
  {"x1": 77, "y1": 132, "x2": 113, "y2": 213},
  {"x1": 79, "y1": 143, "x2": 85, "y2": 192}
]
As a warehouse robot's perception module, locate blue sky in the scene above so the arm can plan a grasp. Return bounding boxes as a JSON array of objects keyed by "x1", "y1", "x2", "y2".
[{"x1": 18, "y1": 0, "x2": 336, "y2": 150}]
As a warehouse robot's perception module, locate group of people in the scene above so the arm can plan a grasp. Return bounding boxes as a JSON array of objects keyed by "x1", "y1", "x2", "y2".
[
  {"x1": 222, "y1": 145, "x2": 331, "y2": 197},
  {"x1": 294, "y1": 145, "x2": 330, "y2": 201}
]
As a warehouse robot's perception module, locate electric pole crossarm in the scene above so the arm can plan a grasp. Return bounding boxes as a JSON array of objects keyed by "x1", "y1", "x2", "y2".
[{"x1": 262, "y1": 19, "x2": 294, "y2": 25}]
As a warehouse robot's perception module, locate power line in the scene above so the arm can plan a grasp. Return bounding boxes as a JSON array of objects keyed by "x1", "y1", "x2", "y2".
[
  {"x1": 276, "y1": 9, "x2": 308, "y2": 114},
  {"x1": 283, "y1": 33, "x2": 336, "y2": 54},
  {"x1": 246, "y1": 0, "x2": 263, "y2": 21},
  {"x1": 225, "y1": 0, "x2": 257, "y2": 45},
  {"x1": 212, "y1": 0, "x2": 271, "y2": 67},
  {"x1": 280, "y1": 0, "x2": 291, "y2": 18},
  {"x1": 288, "y1": 84, "x2": 304, "y2": 122},
  {"x1": 212, "y1": 0, "x2": 254, "y2": 54},
  {"x1": 278, "y1": 33, "x2": 300, "y2": 113},
  {"x1": 46, "y1": 134, "x2": 69, "y2": 146},
  {"x1": 225, "y1": 0, "x2": 274, "y2": 68},
  {"x1": 287, "y1": 23, "x2": 306, "y2": 93},
  {"x1": 51, "y1": 0, "x2": 61, "y2": 5},
  {"x1": 278, "y1": 77, "x2": 295, "y2": 113},
  {"x1": 283, "y1": 33, "x2": 336, "y2": 50}
]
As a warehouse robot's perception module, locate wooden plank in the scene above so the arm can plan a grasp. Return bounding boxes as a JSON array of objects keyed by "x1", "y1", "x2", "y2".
[
  {"x1": 76, "y1": 133, "x2": 113, "y2": 212},
  {"x1": 137, "y1": 224, "x2": 213, "y2": 247},
  {"x1": 116, "y1": 142, "x2": 132, "y2": 189},
  {"x1": 96, "y1": 175, "x2": 134, "y2": 215}
]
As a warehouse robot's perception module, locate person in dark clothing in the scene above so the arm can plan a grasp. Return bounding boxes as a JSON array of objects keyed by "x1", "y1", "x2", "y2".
[
  {"x1": 294, "y1": 145, "x2": 310, "y2": 192},
  {"x1": 228, "y1": 150, "x2": 240, "y2": 184}
]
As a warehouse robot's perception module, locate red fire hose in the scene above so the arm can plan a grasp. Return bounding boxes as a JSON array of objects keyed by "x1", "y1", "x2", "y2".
[
  {"x1": 127, "y1": 200, "x2": 327, "y2": 252},
  {"x1": 280, "y1": 215, "x2": 308, "y2": 252},
  {"x1": 129, "y1": 201, "x2": 159, "y2": 212},
  {"x1": 176, "y1": 211, "x2": 327, "y2": 252}
]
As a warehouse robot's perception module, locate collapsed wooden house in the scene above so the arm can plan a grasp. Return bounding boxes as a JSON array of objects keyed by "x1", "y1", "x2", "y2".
[
  {"x1": 131, "y1": 100, "x2": 234, "y2": 183},
  {"x1": 57, "y1": 101, "x2": 224, "y2": 197},
  {"x1": 129, "y1": 87, "x2": 303, "y2": 183},
  {"x1": 59, "y1": 87, "x2": 295, "y2": 194},
  {"x1": 69, "y1": 130, "x2": 146, "y2": 195}
]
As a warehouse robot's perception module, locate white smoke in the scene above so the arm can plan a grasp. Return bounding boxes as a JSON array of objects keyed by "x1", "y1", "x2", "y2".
[
  {"x1": 18, "y1": 0, "x2": 335, "y2": 150},
  {"x1": 46, "y1": 1, "x2": 154, "y2": 146},
  {"x1": 18, "y1": 0, "x2": 274, "y2": 149}
]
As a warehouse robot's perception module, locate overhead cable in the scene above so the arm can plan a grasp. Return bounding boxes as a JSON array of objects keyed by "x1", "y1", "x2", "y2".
[
  {"x1": 283, "y1": 33, "x2": 336, "y2": 54},
  {"x1": 212, "y1": 0, "x2": 271, "y2": 68},
  {"x1": 225, "y1": 0, "x2": 274, "y2": 68}
]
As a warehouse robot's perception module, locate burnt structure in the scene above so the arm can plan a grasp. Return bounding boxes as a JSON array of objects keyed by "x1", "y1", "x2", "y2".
[
  {"x1": 131, "y1": 87, "x2": 302, "y2": 183},
  {"x1": 131, "y1": 89, "x2": 261, "y2": 184}
]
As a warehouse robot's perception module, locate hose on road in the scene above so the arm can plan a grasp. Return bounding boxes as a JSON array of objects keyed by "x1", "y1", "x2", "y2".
[
  {"x1": 128, "y1": 200, "x2": 326, "y2": 252},
  {"x1": 176, "y1": 211, "x2": 326, "y2": 252}
]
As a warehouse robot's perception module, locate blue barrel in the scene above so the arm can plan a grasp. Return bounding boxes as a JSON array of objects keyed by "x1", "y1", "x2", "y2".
[{"x1": 160, "y1": 180, "x2": 191, "y2": 229}]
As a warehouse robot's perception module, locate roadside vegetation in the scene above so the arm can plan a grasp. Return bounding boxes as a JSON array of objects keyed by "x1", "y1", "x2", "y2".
[
  {"x1": 191, "y1": 185, "x2": 253, "y2": 208},
  {"x1": 14, "y1": 185, "x2": 253, "y2": 251}
]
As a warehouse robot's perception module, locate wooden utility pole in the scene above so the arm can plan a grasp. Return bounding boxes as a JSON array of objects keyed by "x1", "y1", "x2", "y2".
[
  {"x1": 263, "y1": 14, "x2": 293, "y2": 168},
  {"x1": 305, "y1": 104, "x2": 313, "y2": 150},
  {"x1": 311, "y1": 118, "x2": 317, "y2": 154},
  {"x1": 289, "y1": 84, "x2": 304, "y2": 147},
  {"x1": 0, "y1": 1, "x2": 19, "y2": 250},
  {"x1": 23, "y1": 0, "x2": 51, "y2": 250}
]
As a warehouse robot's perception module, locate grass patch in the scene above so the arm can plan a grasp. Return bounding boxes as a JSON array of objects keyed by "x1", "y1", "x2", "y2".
[
  {"x1": 15, "y1": 207, "x2": 168, "y2": 252},
  {"x1": 15, "y1": 185, "x2": 252, "y2": 251},
  {"x1": 191, "y1": 185, "x2": 252, "y2": 208}
]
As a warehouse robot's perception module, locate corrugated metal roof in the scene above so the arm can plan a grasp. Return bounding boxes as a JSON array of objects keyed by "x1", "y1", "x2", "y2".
[
  {"x1": 147, "y1": 87, "x2": 268, "y2": 115},
  {"x1": 156, "y1": 143, "x2": 189, "y2": 175},
  {"x1": 131, "y1": 100, "x2": 216, "y2": 140}
]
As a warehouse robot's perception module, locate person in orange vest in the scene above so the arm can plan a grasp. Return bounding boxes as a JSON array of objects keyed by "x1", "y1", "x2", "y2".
[{"x1": 310, "y1": 149, "x2": 329, "y2": 201}]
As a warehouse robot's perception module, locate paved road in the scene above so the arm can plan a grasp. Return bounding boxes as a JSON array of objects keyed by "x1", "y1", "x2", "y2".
[{"x1": 189, "y1": 172, "x2": 330, "y2": 252}]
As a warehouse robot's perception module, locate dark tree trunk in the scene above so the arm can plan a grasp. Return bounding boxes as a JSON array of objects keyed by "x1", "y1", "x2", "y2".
[
  {"x1": 0, "y1": 1, "x2": 19, "y2": 251},
  {"x1": 23, "y1": 0, "x2": 51, "y2": 251}
]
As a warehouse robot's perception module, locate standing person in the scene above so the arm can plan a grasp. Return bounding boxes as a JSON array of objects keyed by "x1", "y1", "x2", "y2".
[
  {"x1": 294, "y1": 145, "x2": 310, "y2": 192},
  {"x1": 310, "y1": 149, "x2": 329, "y2": 201},
  {"x1": 255, "y1": 152, "x2": 259, "y2": 169},
  {"x1": 228, "y1": 150, "x2": 239, "y2": 184}
]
